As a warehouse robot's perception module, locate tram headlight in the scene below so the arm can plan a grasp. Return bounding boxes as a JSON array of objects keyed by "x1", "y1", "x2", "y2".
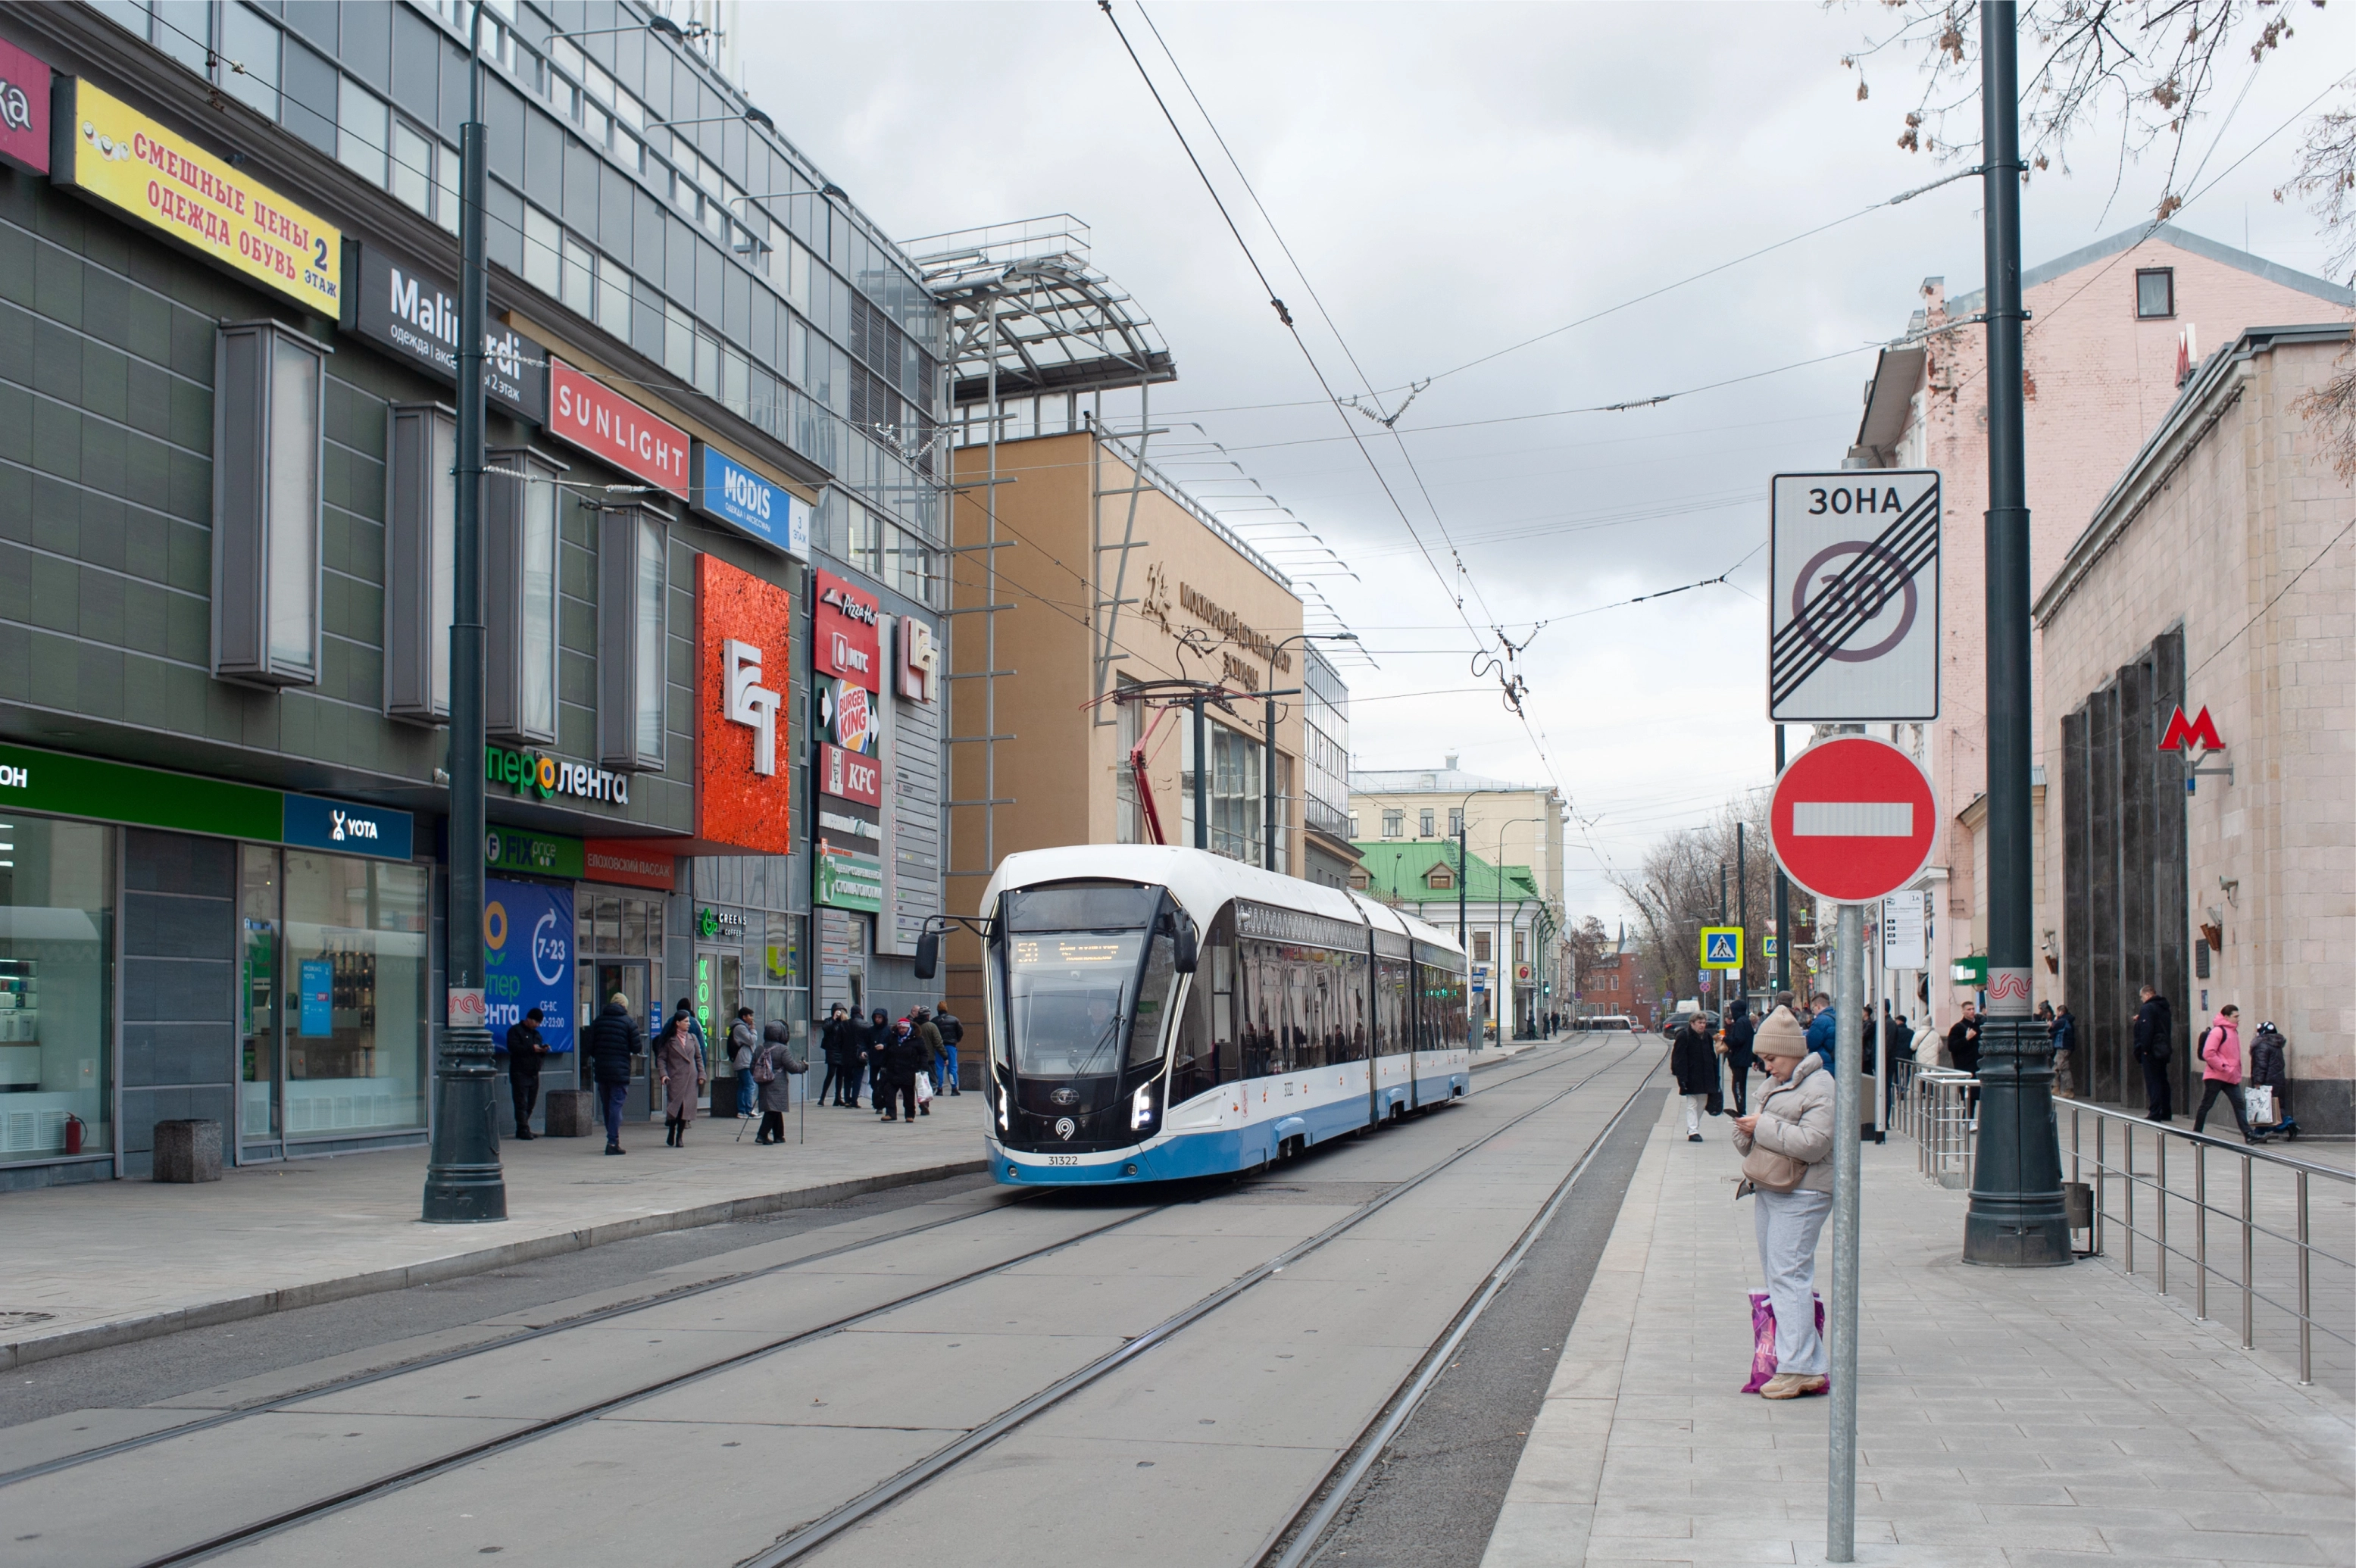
[
  {"x1": 1131, "y1": 1082, "x2": 1156, "y2": 1130},
  {"x1": 997, "y1": 1090, "x2": 1009, "y2": 1132}
]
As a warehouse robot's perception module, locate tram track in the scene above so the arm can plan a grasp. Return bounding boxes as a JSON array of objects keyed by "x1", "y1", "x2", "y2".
[{"x1": 6, "y1": 1036, "x2": 1645, "y2": 1568}]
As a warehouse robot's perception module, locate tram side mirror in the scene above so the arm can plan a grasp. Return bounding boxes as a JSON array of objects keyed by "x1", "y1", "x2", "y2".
[
  {"x1": 1172, "y1": 914, "x2": 1198, "y2": 974},
  {"x1": 913, "y1": 929, "x2": 939, "y2": 982}
]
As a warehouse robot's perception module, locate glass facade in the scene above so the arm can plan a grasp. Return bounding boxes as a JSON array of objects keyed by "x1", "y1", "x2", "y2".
[
  {"x1": 0, "y1": 820, "x2": 113, "y2": 1162},
  {"x1": 239, "y1": 845, "x2": 431, "y2": 1144}
]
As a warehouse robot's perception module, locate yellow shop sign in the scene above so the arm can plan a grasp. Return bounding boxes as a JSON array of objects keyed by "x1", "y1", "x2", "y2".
[{"x1": 53, "y1": 76, "x2": 341, "y2": 316}]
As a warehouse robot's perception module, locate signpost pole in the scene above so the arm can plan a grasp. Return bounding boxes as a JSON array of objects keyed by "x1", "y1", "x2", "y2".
[
  {"x1": 1963, "y1": 0, "x2": 2070, "y2": 1269},
  {"x1": 1773, "y1": 728, "x2": 1791, "y2": 995},
  {"x1": 1827, "y1": 901, "x2": 1864, "y2": 1560},
  {"x1": 423, "y1": 8, "x2": 505, "y2": 1223},
  {"x1": 1191, "y1": 693, "x2": 1208, "y2": 852}
]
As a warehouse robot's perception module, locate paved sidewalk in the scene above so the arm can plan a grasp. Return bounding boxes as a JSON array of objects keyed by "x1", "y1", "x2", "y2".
[
  {"x1": 1482, "y1": 1094, "x2": 2355, "y2": 1566},
  {"x1": 1, "y1": 1092, "x2": 987, "y2": 1371}
]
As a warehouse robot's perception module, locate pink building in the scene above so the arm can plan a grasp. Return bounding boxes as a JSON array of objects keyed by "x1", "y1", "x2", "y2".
[{"x1": 1842, "y1": 225, "x2": 2350, "y2": 1042}]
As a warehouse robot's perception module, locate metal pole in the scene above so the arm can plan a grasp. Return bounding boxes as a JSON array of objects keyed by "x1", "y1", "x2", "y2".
[
  {"x1": 1964, "y1": 0, "x2": 2069, "y2": 1267},
  {"x1": 1191, "y1": 693, "x2": 1208, "y2": 851},
  {"x1": 1773, "y1": 728, "x2": 1791, "y2": 995},
  {"x1": 1826, "y1": 901, "x2": 1863, "y2": 1561},
  {"x1": 2296, "y1": 1170, "x2": 2312, "y2": 1383},
  {"x1": 1456, "y1": 820, "x2": 1467, "y2": 948},
  {"x1": 423, "y1": 8, "x2": 505, "y2": 1223},
  {"x1": 1264, "y1": 686, "x2": 1277, "y2": 873},
  {"x1": 1736, "y1": 822, "x2": 1748, "y2": 1016}
]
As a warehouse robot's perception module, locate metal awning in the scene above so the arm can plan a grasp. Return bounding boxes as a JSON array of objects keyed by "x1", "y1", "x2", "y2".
[{"x1": 911, "y1": 216, "x2": 1176, "y2": 405}]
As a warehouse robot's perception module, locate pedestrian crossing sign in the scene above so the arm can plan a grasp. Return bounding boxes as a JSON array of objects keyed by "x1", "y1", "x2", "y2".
[{"x1": 1699, "y1": 926, "x2": 1744, "y2": 970}]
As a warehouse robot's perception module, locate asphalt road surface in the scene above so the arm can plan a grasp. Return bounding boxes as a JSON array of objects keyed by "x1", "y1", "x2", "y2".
[{"x1": 0, "y1": 1035, "x2": 1664, "y2": 1568}]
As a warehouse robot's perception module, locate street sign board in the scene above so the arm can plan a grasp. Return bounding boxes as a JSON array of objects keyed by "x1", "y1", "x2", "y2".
[
  {"x1": 1699, "y1": 926, "x2": 1744, "y2": 970},
  {"x1": 1770, "y1": 470, "x2": 1940, "y2": 721},
  {"x1": 1764, "y1": 936, "x2": 1779, "y2": 959},
  {"x1": 1882, "y1": 889, "x2": 1927, "y2": 968},
  {"x1": 1769, "y1": 736, "x2": 1938, "y2": 905}
]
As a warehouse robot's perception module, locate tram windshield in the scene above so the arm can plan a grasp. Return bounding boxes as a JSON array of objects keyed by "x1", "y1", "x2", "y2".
[{"x1": 1005, "y1": 931, "x2": 1144, "y2": 1079}]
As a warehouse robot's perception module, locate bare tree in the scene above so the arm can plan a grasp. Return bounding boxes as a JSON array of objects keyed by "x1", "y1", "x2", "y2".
[
  {"x1": 1608, "y1": 790, "x2": 1781, "y2": 1007},
  {"x1": 2282, "y1": 98, "x2": 2356, "y2": 476}
]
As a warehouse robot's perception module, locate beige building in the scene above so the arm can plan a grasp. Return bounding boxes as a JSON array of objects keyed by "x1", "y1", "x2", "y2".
[
  {"x1": 2033, "y1": 324, "x2": 2353, "y2": 1132},
  {"x1": 940, "y1": 426, "x2": 1310, "y2": 1047}
]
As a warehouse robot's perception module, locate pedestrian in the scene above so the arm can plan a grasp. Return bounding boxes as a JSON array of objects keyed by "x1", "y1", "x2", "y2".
[
  {"x1": 1670, "y1": 1010, "x2": 1720, "y2": 1142},
  {"x1": 2249, "y1": 1020, "x2": 2298, "y2": 1139},
  {"x1": 881, "y1": 1014, "x2": 923, "y2": 1123},
  {"x1": 933, "y1": 1000, "x2": 964, "y2": 1095},
  {"x1": 1730, "y1": 1005, "x2": 1835, "y2": 1400},
  {"x1": 2133, "y1": 983, "x2": 2175, "y2": 1121},
  {"x1": 1805, "y1": 992, "x2": 1836, "y2": 1070},
  {"x1": 504, "y1": 1006, "x2": 548, "y2": 1139},
  {"x1": 817, "y1": 1004, "x2": 851, "y2": 1106},
  {"x1": 752, "y1": 1020, "x2": 795, "y2": 1145},
  {"x1": 1944, "y1": 1001, "x2": 1981, "y2": 1076},
  {"x1": 583, "y1": 992, "x2": 642, "y2": 1156},
  {"x1": 912, "y1": 1007, "x2": 945, "y2": 1117},
  {"x1": 728, "y1": 1006, "x2": 759, "y2": 1120},
  {"x1": 1720, "y1": 1001, "x2": 1757, "y2": 1117},
  {"x1": 1884, "y1": 1009, "x2": 1916, "y2": 1119},
  {"x1": 2049, "y1": 1003, "x2": 2077, "y2": 1098},
  {"x1": 2192, "y1": 1004, "x2": 2263, "y2": 1144},
  {"x1": 867, "y1": 1009, "x2": 894, "y2": 1113},
  {"x1": 658, "y1": 1005, "x2": 705, "y2": 1147}
]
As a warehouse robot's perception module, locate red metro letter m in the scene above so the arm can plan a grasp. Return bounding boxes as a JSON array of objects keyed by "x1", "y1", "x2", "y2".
[{"x1": 2159, "y1": 705, "x2": 2223, "y2": 752}]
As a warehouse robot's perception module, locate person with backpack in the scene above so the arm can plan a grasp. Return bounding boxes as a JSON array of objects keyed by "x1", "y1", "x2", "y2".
[
  {"x1": 1730, "y1": 1005, "x2": 1835, "y2": 1400},
  {"x1": 657, "y1": 1004, "x2": 705, "y2": 1148},
  {"x1": 2193, "y1": 1004, "x2": 2263, "y2": 1144},
  {"x1": 726, "y1": 1007, "x2": 759, "y2": 1120},
  {"x1": 2249, "y1": 1020, "x2": 2298, "y2": 1140},
  {"x1": 583, "y1": 993, "x2": 642, "y2": 1156},
  {"x1": 751, "y1": 1020, "x2": 799, "y2": 1145},
  {"x1": 933, "y1": 1001, "x2": 964, "y2": 1095}
]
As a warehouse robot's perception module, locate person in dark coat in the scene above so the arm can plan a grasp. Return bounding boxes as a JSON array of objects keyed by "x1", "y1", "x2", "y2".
[
  {"x1": 1720, "y1": 1003, "x2": 1757, "y2": 1117},
  {"x1": 752, "y1": 1020, "x2": 796, "y2": 1145},
  {"x1": 912, "y1": 1008, "x2": 945, "y2": 1117},
  {"x1": 866, "y1": 1010, "x2": 894, "y2": 1114},
  {"x1": 582, "y1": 994, "x2": 642, "y2": 1154},
  {"x1": 2248, "y1": 1020, "x2": 2296, "y2": 1139},
  {"x1": 1883, "y1": 1010, "x2": 1916, "y2": 1117},
  {"x1": 817, "y1": 1004, "x2": 852, "y2": 1107},
  {"x1": 933, "y1": 1001, "x2": 964, "y2": 1095},
  {"x1": 883, "y1": 1015, "x2": 924, "y2": 1123},
  {"x1": 2133, "y1": 984, "x2": 2174, "y2": 1121},
  {"x1": 504, "y1": 1007, "x2": 548, "y2": 1139},
  {"x1": 2049, "y1": 1004, "x2": 2077, "y2": 1098},
  {"x1": 1670, "y1": 1014, "x2": 1720, "y2": 1142}
]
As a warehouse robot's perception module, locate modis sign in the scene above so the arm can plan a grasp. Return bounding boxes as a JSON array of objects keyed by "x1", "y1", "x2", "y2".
[
  {"x1": 548, "y1": 361, "x2": 689, "y2": 498},
  {"x1": 695, "y1": 555, "x2": 795, "y2": 854},
  {"x1": 53, "y1": 77, "x2": 341, "y2": 316},
  {"x1": 814, "y1": 570, "x2": 880, "y2": 683}
]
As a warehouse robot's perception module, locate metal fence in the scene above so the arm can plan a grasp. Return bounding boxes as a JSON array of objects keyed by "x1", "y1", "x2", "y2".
[
  {"x1": 1890, "y1": 1059, "x2": 1978, "y2": 1188},
  {"x1": 2058, "y1": 1099, "x2": 2352, "y2": 1388}
]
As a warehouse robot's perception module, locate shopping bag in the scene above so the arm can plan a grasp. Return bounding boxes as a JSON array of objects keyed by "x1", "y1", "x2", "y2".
[
  {"x1": 1706, "y1": 1089, "x2": 1724, "y2": 1117},
  {"x1": 2245, "y1": 1085, "x2": 2274, "y2": 1126},
  {"x1": 914, "y1": 1071, "x2": 934, "y2": 1106},
  {"x1": 1741, "y1": 1289, "x2": 1828, "y2": 1393}
]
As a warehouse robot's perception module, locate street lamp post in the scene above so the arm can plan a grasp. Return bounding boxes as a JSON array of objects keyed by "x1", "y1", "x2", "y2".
[
  {"x1": 1494, "y1": 816, "x2": 1545, "y2": 1039},
  {"x1": 423, "y1": 3, "x2": 505, "y2": 1224}
]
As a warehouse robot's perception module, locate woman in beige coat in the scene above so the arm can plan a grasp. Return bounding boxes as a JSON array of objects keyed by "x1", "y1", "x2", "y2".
[
  {"x1": 658, "y1": 1007, "x2": 705, "y2": 1148},
  {"x1": 1730, "y1": 1005, "x2": 1836, "y2": 1398}
]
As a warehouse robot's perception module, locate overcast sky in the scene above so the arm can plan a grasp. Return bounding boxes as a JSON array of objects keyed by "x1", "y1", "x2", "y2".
[{"x1": 733, "y1": 1, "x2": 2353, "y2": 923}]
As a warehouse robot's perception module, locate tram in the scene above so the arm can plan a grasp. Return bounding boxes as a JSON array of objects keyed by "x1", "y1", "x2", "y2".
[{"x1": 948, "y1": 845, "x2": 1471, "y2": 1185}]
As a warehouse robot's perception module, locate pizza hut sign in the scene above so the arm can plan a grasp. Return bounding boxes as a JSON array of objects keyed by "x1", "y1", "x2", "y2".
[{"x1": 814, "y1": 570, "x2": 880, "y2": 684}]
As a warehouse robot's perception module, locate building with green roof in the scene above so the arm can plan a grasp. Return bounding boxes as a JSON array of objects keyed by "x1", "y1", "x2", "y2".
[{"x1": 1350, "y1": 841, "x2": 1553, "y2": 1039}]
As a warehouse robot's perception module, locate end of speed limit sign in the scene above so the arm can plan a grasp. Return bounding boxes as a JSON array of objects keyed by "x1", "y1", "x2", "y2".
[{"x1": 1768, "y1": 470, "x2": 1939, "y2": 722}]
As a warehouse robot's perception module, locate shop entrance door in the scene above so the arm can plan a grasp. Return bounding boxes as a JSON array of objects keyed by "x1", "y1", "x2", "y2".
[{"x1": 587, "y1": 959, "x2": 655, "y2": 1120}]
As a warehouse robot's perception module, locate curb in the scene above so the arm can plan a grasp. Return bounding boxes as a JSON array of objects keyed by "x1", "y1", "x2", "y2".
[{"x1": 0, "y1": 1157, "x2": 987, "y2": 1374}]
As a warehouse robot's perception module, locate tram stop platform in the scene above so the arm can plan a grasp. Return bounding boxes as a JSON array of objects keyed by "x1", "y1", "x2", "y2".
[
  {"x1": 0, "y1": 1092, "x2": 989, "y2": 1373},
  {"x1": 1480, "y1": 1092, "x2": 2355, "y2": 1567}
]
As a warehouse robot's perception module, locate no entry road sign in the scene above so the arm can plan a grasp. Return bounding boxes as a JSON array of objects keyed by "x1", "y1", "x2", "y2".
[
  {"x1": 1769, "y1": 735, "x2": 1938, "y2": 905},
  {"x1": 1769, "y1": 470, "x2": 1940, "y2": 722}
]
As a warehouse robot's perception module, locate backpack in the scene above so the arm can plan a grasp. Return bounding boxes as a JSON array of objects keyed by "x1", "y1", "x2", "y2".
[{"x1": 751, "y1": 1047, "x2": 779, "y2": 1085}]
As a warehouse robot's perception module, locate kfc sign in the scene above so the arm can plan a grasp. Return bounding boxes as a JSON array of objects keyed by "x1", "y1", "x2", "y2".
[
  {"x1": 695, "y1": 556, "x2": 794, "y2": 854},
  {"x1": 548, "y1": 361, "x2": 689, "y2": 498},
  {"x1": 815, "y1": 570, "x2": 880, "y2": 682},
  {"x1": 820, "y1": 742, "x2": 883, "y2": 807}
]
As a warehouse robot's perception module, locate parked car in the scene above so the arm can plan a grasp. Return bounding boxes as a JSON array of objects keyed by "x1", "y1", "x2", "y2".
[{"x1": 1659, "y1": 1009, "x2": 1722, "y2": 1041}]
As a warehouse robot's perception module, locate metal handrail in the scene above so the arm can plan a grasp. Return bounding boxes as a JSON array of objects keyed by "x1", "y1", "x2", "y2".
[{"x1": 2057, "y1": 1097, "x2": 2352, "y2": 1386}]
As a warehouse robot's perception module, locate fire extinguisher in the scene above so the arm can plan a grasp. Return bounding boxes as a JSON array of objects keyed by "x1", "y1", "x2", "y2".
[{"x1": 64, "y1": 1114, "x2": 84, "y2": 1156}]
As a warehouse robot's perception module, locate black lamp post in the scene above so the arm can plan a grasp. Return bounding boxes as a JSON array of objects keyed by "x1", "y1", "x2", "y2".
[{"x1": 423, "y1": 2, "x2": 505, "y2": 1223}]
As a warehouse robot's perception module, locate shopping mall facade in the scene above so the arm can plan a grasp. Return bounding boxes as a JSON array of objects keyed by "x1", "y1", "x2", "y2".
[{"x1": 0, "y1": 2, "x2": 948, "y2": 1187}]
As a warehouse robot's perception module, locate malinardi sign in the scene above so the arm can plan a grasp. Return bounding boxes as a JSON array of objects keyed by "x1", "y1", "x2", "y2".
[{"x1": 342, "y1": 241, "x2": 548, "y2": 421}]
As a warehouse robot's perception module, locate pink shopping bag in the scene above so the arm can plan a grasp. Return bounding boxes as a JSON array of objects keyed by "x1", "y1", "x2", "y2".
[{"x1": 1742, "y1": 1289, "x2": 1826, "y2": 1392}]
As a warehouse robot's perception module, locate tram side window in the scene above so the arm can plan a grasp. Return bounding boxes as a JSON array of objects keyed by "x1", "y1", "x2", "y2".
[
  {"x1": 1377, "y1": 958, "x2": 1409, "y2": 1055},
  {"x1": 1170, "y1": 907, "x2": 1236, "y2": 1102},
  {"x1": 1133, "y1": 923, "x2": 1180, "y2": 1070}
]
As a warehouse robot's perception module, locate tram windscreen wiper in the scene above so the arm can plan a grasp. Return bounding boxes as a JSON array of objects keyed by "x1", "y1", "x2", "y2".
[{"x1": 1069, "y1": 983, "x2": 1126, "y2": 1080}]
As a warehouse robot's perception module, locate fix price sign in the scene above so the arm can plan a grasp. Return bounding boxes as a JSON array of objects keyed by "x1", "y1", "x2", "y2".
[{"x1": 1769, "y1": 470, "x2": 1939, "y2": 722}]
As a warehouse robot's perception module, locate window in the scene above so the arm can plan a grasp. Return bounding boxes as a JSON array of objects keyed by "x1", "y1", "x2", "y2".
[
  {"x1": 847, "y1": 501, "x2": 883, "y2": 577},
  {"x1": 383, "y1": 404, "x2": 456, "y2": 723},
  {"x1": 523, "y1": 205, "x2": 561, "y2": 297},
  {"x1": 1448, "y1": 807, "x2": 1464, "y2": 836},
  {"x1": 390, "y1": 118, "x2": 433, "y2": 216},
  {"x1": 2136, "y1": 267, "x2": 2174, "y2": 320},
  {"x1": 597, "y1": 254, "x2": 632, "y2": 337},
  {"x1": 1418, "y1": 809, "x2": 1435, "y2": 838},
  {"x1": 1514, "y1": 933, "x2": 1527, "y2": 964},
  {"x1": 1425, "y1": 864, "x2": 1452, "y2": 891},
  {"x1": 486, "y1": 448, "x2": 566, "y2": 745},
  {"x1": 339, "y1": 77, "x2": 388, "y2": 184},
  {"x1": 599, "y1": 507, "x2": 668, "y2": 770},
  {"x1": 1610, "y1": 973, "x2": 1620, "y2": 992},
  {"x1": 0, "y1": 819, "x2": 113, "y2": 1162},
  {"x1": 1382, "y1": 809, "x2": 1403, "y2": 839},
  {"x1": 1116, "y1": 680, "x2": 1144, "y2": 845},
  {"x1": 213, "y1": 320, "x2": 327, "y2": 686},
  {"x1": 561, "y1": 232, "x2": 595, "y2": 317},
  {"x1": 220, "y1": 2, "x2": 280, "y2": 118},
  {"x1": 1348, "y1": 869, "x2": 1369, "y2": 890},
  {"x1": 1473, "y1": 932, "x2": 1492, "y2": 964},
  {"x1": 1348, "y1": 812, "x2": 1360, "y2": 838}
]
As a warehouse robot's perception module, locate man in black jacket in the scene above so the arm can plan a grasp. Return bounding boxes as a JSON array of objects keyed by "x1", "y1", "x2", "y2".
[
  {"x1": 504, "y1": 1007, "x2": 548, "y2": 1139},
  {"x1": 1720, "y1": 1002, "x2": 1756, "y2": 1117},
  {"x1": 818, "y1": 1004, "x2": 851, "y2": 1107},
  {"x1": 933, "y1": 1001, "x2": 964, "y2": 1095},
  {"x1": 2133, "y1": 984, "x2": 2174, "y2": 1121},
  {"x1": 583, "y1": 993, "x2": 643, "y2": 1154}
]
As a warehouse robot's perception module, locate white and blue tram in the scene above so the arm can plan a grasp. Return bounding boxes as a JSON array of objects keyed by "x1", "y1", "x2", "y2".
[{"x1": 967, "y1": 845, "x2": 1471, "y2": 1185}]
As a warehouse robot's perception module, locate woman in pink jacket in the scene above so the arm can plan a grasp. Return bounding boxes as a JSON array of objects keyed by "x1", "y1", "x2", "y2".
[{"x1": 2192, "y1": 1004, "x2": 2264, "y2": 1145}]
